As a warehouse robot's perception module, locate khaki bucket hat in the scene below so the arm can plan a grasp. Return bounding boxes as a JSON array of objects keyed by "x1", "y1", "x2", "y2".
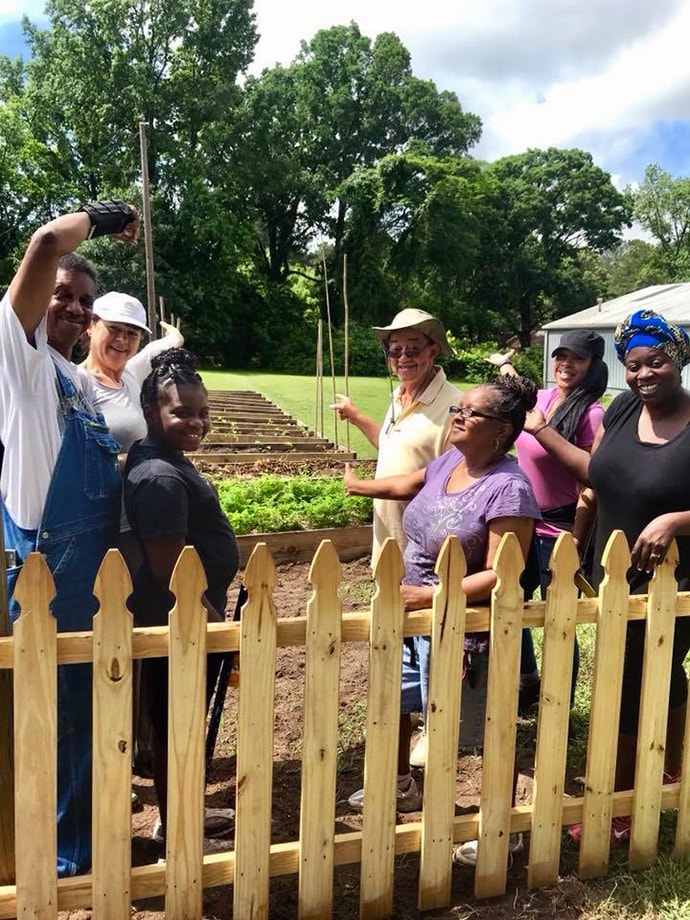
[{"x1": 372, "y1": 308, "x2": 454, "y2": 357}]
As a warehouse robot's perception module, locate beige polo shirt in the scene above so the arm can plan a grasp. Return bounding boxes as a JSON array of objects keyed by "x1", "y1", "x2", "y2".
[{"x1": 372, "y1": 367, "x2": 461, "y2": 565}]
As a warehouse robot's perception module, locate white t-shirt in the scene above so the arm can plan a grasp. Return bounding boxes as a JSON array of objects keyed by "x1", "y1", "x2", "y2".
[{"x1": 0, "y1": 291, "x2": 98, "y2": 529}]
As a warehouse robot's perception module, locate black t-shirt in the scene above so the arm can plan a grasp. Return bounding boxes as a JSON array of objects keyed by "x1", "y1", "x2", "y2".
[
  {"x1": 124, "y1": 436, "x2": 239, "y2": 625},
  {"x1": 589, "y1": 389, "x2": 690, "y2": 591}
]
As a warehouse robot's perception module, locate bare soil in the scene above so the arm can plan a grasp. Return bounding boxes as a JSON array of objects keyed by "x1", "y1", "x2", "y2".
[{"x1": 61, "y1": 557, "x2": 591, "y2": 920}]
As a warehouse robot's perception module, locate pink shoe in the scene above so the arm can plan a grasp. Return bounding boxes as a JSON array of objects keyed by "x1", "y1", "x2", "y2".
[{"x1": 567, "y1": 815, "x2": 631, "y2": 847}]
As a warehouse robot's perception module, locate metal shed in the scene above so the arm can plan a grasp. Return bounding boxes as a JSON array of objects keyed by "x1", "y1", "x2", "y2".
[{"x1": 542, "y1": 283, "x2": 690, "y2": 393}]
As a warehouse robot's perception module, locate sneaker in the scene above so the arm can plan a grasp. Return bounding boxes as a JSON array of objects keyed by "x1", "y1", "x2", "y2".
[
  {"x1": 152, "y1": 807, "x2": 235, "y2": 844},
  {"x1": 664, "y1": 771, "x2": 682, "y2": 785},
  {"x1": 348, "y1": 775, "x2": 422, "y2": 814},
  {"x1": 568, "y1": 815, "x2": 631, "y2": 847},
  {"x1": 409, "y1": 732, "x2": 427, "y2": 769},
  {"x1": 453, "y1": 832, "x2": 524, "y2": 868}
]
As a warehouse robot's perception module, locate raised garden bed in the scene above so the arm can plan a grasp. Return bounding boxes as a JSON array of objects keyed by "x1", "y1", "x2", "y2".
[{"x1": 236, "y1": 524, "x2": 372, "y2": 566}]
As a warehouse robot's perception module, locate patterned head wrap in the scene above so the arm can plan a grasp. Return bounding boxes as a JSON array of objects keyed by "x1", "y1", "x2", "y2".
[{"x1": 614, "y1": 309, "x2": 690, "y2": 370}]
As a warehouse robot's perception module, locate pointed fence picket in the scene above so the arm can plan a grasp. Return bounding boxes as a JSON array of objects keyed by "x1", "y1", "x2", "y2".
[{"x1": 0, "y1": 531, "x2": 690, "y2": 919}]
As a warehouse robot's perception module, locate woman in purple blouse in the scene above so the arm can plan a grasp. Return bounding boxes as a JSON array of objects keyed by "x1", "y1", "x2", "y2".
[{"x1": 343, "y1": 375, "x2": 540, "y2": 863}]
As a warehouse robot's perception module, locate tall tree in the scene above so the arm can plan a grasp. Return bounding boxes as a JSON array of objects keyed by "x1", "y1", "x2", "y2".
[
  {"x1": 632, "y1": 164, "x2": 690, "y2": 278},
  {"x1": 20, "y1": 0, "x2": 256, "y2": 196},
  {"x1": 341, "y1": 152, "x2": 491, "y2": 328},
  {"x1": 480, "y1": 148, "x2": 632, "y2": 344},
  {"x1": 227, "y1": 23, "x2": 482, "y2": 284}
]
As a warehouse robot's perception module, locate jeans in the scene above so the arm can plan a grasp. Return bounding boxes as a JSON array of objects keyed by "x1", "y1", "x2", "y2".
[
  {"x1": 520, "y1": 534, "x2": 580, "y2": 708},
  {"x1": 3, "y1": 365, "x2": 120, "y2": 876}
]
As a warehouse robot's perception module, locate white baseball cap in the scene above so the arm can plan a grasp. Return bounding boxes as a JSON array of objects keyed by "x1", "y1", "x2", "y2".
[{"x1": 92, "y1": 291, "x2": 152, "y2": 333}]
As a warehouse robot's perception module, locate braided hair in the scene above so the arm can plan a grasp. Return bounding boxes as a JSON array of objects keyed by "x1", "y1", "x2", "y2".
[
  {"x1": 483, "y1": 375, "x2": 538, "y2": 449},
  {"x1": 548, "y1": 356, "x2": 608, "y2": 443},
  {"x1": 140, "y1": 347, "x2": 205, "y2": 413}
]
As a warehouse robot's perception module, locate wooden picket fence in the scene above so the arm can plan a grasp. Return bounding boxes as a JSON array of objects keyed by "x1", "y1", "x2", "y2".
[{"x1": 0, "y1": 530, "x2": 690, "y2": 918}]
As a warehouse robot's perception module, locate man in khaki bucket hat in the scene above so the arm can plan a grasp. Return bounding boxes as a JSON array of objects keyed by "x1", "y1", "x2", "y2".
[{"x1": 332, "y1": 306, "x2": 459, "y2": 559}]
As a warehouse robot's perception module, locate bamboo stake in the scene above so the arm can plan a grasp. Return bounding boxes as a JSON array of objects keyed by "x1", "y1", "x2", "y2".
[
  {"x1": 321, "y1": 248, "x2": 338, "y2": 449},
  {"x1": 0, "y1": 514, "x2": 15, "y2": 884},
  {"x1": 314, "y1": 320, "x2": 323, "y2": 438},
  {"x1": 319, "y1": 321, "x2": 325, "y2": 439},
  {"x1": 158, "y1": 295, "x2": 166, "y2": 327},
  {"x1": 342, "y1": 253, "x2": 351, "y2": 452},
  {"x1": 138, "y1": 121, "x2": 158, "y2": 337}
]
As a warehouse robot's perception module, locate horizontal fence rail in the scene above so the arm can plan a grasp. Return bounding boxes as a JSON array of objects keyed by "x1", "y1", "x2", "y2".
[{"x1": 0, "y1": 532, "x2": 689, "y2": 918}]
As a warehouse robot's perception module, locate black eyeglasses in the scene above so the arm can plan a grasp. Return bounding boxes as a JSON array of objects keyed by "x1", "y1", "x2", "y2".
[
  {"x1": 387, "y1": 344, "x2": 429, "y2": 359},
  {"x1": 449, "y1": 405, "x2": 505, "y2": 422}
]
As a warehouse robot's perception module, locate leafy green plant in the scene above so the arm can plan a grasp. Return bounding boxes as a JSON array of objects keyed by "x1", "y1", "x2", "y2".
[{"x1": 215, "y1": 474, "x2": 372, "y2": 534}]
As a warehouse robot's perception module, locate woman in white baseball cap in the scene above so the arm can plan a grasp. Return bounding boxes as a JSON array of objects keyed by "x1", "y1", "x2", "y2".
[{"x1": 82, "y1": 291, "x2": 183, "y2": 456}]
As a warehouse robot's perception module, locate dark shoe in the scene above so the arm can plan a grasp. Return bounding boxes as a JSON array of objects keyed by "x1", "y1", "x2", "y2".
[{"x1": 518, "y1": 680, "x2": 540, "y2": 716}]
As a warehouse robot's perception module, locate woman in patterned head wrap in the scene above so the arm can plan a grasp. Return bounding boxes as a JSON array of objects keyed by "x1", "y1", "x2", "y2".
[
  {"x1": 613, "y1": 308, "x2": 690, "y2": 371},
  {"x1": 521, "y1": 309, "x2": 690, "y2": 844}
]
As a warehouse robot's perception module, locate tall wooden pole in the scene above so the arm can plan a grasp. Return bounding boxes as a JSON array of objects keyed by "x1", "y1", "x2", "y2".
[
  {"x1": 0, "y1": 514, "x2": 15, "y2": 884},
  {"x1": 342, "y1": 253, "x2": 351, "y2": 452},
  {"x1": 138, "y1": 122, "x2": 158, "y2": 337},
  {"x1": 321, "y1": 248, "x2": 338, "y2": 449}
]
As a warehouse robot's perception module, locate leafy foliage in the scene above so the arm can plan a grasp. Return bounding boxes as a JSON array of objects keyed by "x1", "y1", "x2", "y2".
[
  {"x1": 216, "y1": 474, "x2": 372, "y2": 534},
  {"x1": 0, "y1": 7, "x2": 651, "y2": 361}
]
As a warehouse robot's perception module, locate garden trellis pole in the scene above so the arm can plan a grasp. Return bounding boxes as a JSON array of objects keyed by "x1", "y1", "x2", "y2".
[
  {"x1": 321, "y1": 248, "x2": 338, "y2": 449},
  {"x1": 314, "y1": 320, "x2": 324, "y2": 438},
  {"x1": 342, "y1": 254, "x2": 351, "y2": 452},
  {"x1": 139, "y1": 121, "x2": 158, "y2": 337}
]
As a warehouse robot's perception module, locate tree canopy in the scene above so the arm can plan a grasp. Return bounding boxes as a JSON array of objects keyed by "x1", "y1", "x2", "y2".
[{"x1": 0, "y1": 4, "x2": 648, "y2": 371}]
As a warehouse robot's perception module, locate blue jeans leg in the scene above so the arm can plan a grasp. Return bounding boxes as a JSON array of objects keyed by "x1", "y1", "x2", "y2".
[{"x1": 520, "y1": 534, "x2": 580, "y2": 708}]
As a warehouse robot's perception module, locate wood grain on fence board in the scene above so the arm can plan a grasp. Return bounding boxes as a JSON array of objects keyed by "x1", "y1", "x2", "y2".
[
  {"x1": 13, "y1": 554, "x2": 57, "y2": 918},
  {"x1": 418, "y1": 537, "x2": 465, "y2": 910},
  {"x1": 528, "y1": 533, "x2": 579, "y2": 890},
  {"x1": 235, "y1": 543, "x2": 277, "y2": 920},
  {"x1": 298, "y1": 540, "x2": 342, "y2": 919},
  {"x1": 579, "y1": 531, "x2": 630, "y2": 878},
  {"x1": 475, "y1": 533, "x2": 524, "y2": 899},
  {"x1": 165, "y1": 547, "x2": 208, "y2": 918},
  {"x1": 360, "y1": 539, "x2": 405, "y2": 920},
  {"x1": 630, "y1": 543, "x2": 679, "y2": 870},
  {"x1": 92, "y1": 550, "x2": 133, "y2": 919}
]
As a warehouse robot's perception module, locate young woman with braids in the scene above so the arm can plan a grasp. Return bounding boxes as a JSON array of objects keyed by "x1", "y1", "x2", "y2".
[
  {"x1": 343, "y1": 375, "x2": 540, "y2": 866},
  {"x1": 488, "y1": 331, "x2": 609, "y2": 711},
  {"x1": 124, "y1": 348, "x2": 239, "y2": 844}
]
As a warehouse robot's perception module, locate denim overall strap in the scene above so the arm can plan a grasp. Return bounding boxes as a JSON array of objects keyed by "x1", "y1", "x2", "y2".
[{"x1": 3, "y1": 362, "x2": 121, "y2": 877}]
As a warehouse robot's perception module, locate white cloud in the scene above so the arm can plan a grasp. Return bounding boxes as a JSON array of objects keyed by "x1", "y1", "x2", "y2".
[{"x1": 0, "y1": 0, "x2": 46, "y2": 21}]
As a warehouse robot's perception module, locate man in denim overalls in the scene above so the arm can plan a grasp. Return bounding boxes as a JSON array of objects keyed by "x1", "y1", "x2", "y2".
[{"x1": 0, "y1": 203, "x2": 139, "y2": 876}]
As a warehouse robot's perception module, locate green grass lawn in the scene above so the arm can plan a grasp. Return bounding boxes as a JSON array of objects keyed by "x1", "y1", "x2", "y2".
[{"x1": 201, "y1": 370, "x2": 470, "y2": 461}]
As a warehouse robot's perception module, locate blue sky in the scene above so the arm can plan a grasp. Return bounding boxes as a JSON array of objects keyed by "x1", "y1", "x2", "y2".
[{"x1": 2, "y1": 0, "x2": 689, "y2": 190}]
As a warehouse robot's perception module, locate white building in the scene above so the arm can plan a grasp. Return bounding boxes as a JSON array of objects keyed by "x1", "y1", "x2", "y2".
[{"x1": 542, "y1": 283, "x2": 690, "y2": 393}]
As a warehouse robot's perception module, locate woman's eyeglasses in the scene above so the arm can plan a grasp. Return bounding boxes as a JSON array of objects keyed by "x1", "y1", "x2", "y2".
[
  {"x1": 387, "y1": 344, "x2": 428, "y2": 359},
  {"x1": 449, "y1": 406, "x2": 504, "y2": 422}
]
